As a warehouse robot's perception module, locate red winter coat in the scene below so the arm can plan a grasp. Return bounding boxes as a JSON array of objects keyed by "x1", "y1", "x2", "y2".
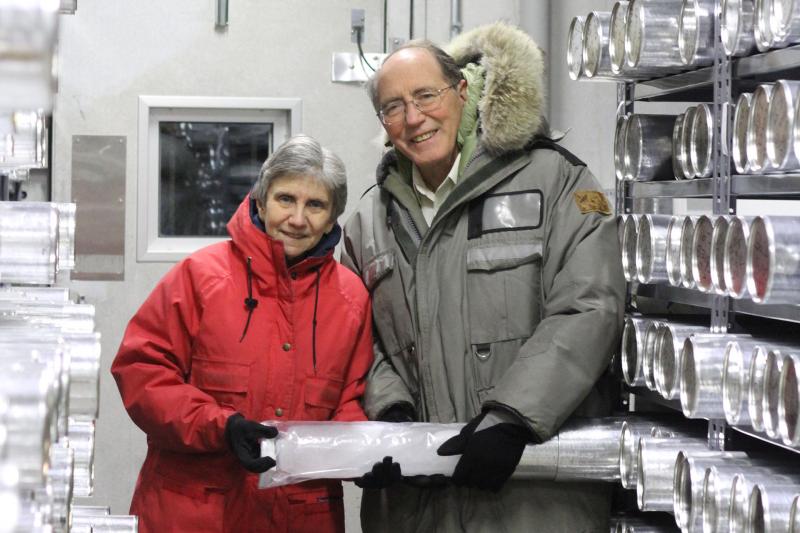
[{"x1": 111, "y1": 196, "x2": 373, "y2": 533}]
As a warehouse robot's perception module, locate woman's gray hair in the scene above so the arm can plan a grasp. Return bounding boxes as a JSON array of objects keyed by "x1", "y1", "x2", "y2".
[
  {"x1": 252, "y1": 134, "x2": 347, "y2": 220},
  {"x1": 366, "y1": 39, "x2": 464, "y2": 111}
]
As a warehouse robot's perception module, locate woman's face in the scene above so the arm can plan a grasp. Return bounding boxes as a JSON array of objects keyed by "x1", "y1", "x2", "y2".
[{"x1": 257, "y1": 174, "x2": 334, "y2": 260}]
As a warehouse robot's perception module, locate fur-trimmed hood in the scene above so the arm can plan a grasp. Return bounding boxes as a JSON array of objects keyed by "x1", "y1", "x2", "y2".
[{"x1": 446, "y1": 21, "x2": 546, "y2": 155}]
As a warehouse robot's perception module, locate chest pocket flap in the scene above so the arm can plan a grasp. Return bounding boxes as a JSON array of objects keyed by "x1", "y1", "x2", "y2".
[{"x1": 192, "y1": 358, "x2": 250, "y2": 393}]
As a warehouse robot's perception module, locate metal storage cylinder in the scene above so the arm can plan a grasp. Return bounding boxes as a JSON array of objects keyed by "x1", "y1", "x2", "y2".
[
  {"x1": 624, "y1": 114, "x2": 678, "y2": 181},
  {"x1": 721, "y1": 0, "x2": 757, "y2": 56},
  {"x1": 636, "y1": 436, "x2": 709, "y2": 512},
  {"x1": 748, "y1": 345, "x2": 772, "y2": 432},
  {"x1": 681, "y1": 105, "x2": 699, "y2": 179},
  {"x1": 0, "y1": 202, "x2": 59, "y2": 285},
  {"x1": 779, "y1": 352, "x2": 800, "y2": 446},
  {"x1": 567, "y1": 16, "x2": 585, "y2": 81},
  {"x1": 610, "y1": 1, "x2": 631, "y2": 74},
  {"x1": 691, "y1": 214, "x2": 714, "y2": 292},
  {"x1": 681, "y1": 335, "x2": 751, "y2": 419},
  {"x1": 666, "y1": 215, "x2": 685, "y2": 287},
  {"x1": 753, "y1": 0, "x2": 776, "y2": 50},
  {"x1": 643, "y1": 321, "x2": 665, "y2": 390},
  {"x1": 622, "y1": 316, "x2": 651, "y2": 386},
  {"x1": 733, "y1": 92, "x2": 753, "y2": 174},
  {"x1": 622, "y1": 214, "x2": 640, "y2": 282},
  {"x1": 690, "y1": 103, "x2": 714, "y2": 178},
  {"x1": 582, "y1": 11, "x2": 614, "y2": 79},
  {"x1": 773, "y1": 0, "x2": 800, "y2": 46},
  {"x1": 723, "y1": 215, "x2": 751, "y2": 299},
  {"x1": 673, "y1": 451, "x2": 749, "y2": 532},
  {"x1": 654, "y1": 323, "x2": 708, "y2": 400},
  {"x1": 747, "y1": 216, "x2": 800, "y2": 304},
  {"x1": 615, "y1": 114, "x2": 631, "y2": 181},
  {"x1": 748, "y1": 481, "x2": 800, "y2": 533},
  {"x1": 678, "y1": 0, "x2": 716, "y2": 66},
  {"x1": 723, "y1": 340, "x2": 761, "y2": 426},
  {"x1": 672, "y1": 112, "x2": 688, "y2": 179},
  {"x1": 791, "y1": 494, "x2": 800, "y2": 532},
  {"x1": 619, "y1": 419, "x2": 658, "y2": 489},
  {"x1": 679, "y1": 215, "x2": 698, "y2": 289},
  {"x1": 747, "y1": 83, "x2": 777, "y2": 174},
  {"x1": 69, "y1": 415, "x2": 96, "y2": 497},
  {"x1": 710, "y1": 216, "x2": 731, "y2": 295},
  {"x1": 767, "y1": 79, "x2": 800, "y2": 171},
  {"x1": 762, "y1": 348, "x2": 788, "y2": 439},
  {"x1": 636, "y1": 214, "x2": 672, "y2": 283},
  {"x1": 625, "y1": 0, "x2": 685, "y2": 73}
]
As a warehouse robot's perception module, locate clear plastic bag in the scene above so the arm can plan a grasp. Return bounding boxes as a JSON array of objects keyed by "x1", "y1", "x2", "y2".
[{"x1": 258, "y1": 421, "x2": 462, "y2": 489}]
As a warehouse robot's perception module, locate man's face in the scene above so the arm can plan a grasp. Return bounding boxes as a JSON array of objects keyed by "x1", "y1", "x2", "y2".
[{"x1": 376, "y1": 48, "x2": 467, "y2": 184}]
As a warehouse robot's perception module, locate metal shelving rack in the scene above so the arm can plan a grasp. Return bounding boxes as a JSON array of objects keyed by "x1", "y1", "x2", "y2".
[{"x1": 617, "y1": 10, "x2": 800, "y2": 455}]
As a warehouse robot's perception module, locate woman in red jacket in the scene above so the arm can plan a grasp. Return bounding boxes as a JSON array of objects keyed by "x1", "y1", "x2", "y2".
[{"x1": 112, "y1": 134, "x2": 374, "y2": 532}]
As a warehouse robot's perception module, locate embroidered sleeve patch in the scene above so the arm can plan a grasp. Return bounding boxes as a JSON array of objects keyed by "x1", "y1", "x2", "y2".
[{"x1": 573, "y1": 190, "x2": 612, "y2": 215}]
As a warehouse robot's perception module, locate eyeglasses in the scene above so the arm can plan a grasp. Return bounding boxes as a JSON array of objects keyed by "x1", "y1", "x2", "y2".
[{"x1": 377, "y1": 83, "x2": 459, "y2": 126}]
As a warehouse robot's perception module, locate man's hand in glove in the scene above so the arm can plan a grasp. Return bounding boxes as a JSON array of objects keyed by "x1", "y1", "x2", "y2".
[
  {"x1": 225, "y1": 413, "x2": 278, "y2": 473},
  {"x1": 437, "y1": 409, "x2": 533, "y2": 492},
  {"x1": 354, "y1": 456, "x2": 402, "y2": 489}
]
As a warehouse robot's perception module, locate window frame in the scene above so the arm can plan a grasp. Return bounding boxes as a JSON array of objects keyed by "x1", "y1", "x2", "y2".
[{"x1": 136, "y1": 95, "x2": 301, "y2": 262}]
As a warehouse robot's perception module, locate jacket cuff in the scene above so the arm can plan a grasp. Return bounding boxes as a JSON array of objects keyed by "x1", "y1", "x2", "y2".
[{"x1": 482, "y1": 401, "x2": 542, "y2": 443}]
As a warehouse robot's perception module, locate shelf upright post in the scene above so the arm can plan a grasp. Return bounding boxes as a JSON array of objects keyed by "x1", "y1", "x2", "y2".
[
  {"x1": 616, "y1": 82, "x2": 635, "y2": 215},
  {"x1": 711, "y1": 3, "x2": 733, "y2": 336}
]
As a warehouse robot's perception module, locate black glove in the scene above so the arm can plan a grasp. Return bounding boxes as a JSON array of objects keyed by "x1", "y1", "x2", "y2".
[
  {"x1": 225, "y1": 413, "x2": 278, "y2": 473},
  {"x1": 378, "y1": 403, "x2": 415, "y2": 423},
  {"x1": 354, "y1": 456, "x2": 402, "y2": 489},
  {"x1": 437, "y1": 410, "x2": 532, "y2": 492}
]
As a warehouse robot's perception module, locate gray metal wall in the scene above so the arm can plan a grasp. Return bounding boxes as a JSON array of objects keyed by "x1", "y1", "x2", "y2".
[{"x1": 53, "y1": 1, "x2": 616, "y2": 529}]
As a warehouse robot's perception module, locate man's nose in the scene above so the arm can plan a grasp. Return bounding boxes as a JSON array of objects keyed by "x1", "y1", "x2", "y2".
[{"x1": 404, "y1": 102, "x2": 425, "y2": 126}]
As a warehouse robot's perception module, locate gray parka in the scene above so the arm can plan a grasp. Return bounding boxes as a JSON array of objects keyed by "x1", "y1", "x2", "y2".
[{"x1": 342, "y1": 22, "x2": 626, "y2": 532}]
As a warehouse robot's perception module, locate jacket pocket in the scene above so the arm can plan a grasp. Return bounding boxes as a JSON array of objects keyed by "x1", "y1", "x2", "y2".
[
  {"x1": 191, "y1": 357, "x2": 250, "y2": 410},
  {"x1": 286, "y1": 483, "x2": 345, "y2": 533},
  {"x1": 364, "y1": 251, "x2": 415, "y2": 358},
  {"x1": 303, "y1": 376, "x2": 344, "y2": 420}
]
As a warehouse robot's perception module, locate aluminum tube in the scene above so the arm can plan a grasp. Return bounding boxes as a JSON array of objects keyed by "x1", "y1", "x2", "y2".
[
  {"x1": 681, "y1": 335, "x2": 752, "y2": 419},
  {"x1": 753, "y1": 0, "x2": 776, "y2": 50},
  {"x1": 731, "y1": 473, "x2": 800, "y2": 533},
  {"x1": 674, "y1": 452, "x2": 750, "y2": 532},
  {"x1": 610, "y1": 1, "x2": 631, "y2": 74},
  {"x1": 681, "y1": 105, "x2": 699, "y2": 179},
  {"x1": 64, "y1": 332, "x2": 101, "y2": 418},
  {"x1": 71, "y1": 515, "x2": 139, "y2": 533},
  {"x1": 773, "y1": 0, "x2": 800, "y2": 45},
  {"x1": 55, "y1": 203, "x2": 76, "y2": 272},
  {"x1": 568, "y1": 16, "x2": 586, "y2": 81},
  {"x1": 722, "y1": 0, "x2": 757, "y2": 56},
  {"x1": 69, "y1": 415, "x2": 95, "y2": 498},
  {"x1": 637, "y1": 437, "x2": 709, "y2": 512},
  {"x1": 723, "y1": 216, "x2": 751, "y2": 299},
  {"x1": 748, "y1": 479, "x2": 800, "y2": 532},
  {"x1": 679, "y1": 215, "x2": 699, "y2": 289},
  {"x1": 643, "y1": 321, "x2": 666, "y2": 390},
  {"x1": 767, "y1": 79, "x2": 800, "y2": 171},
  {"x1": 763, "y1": 348, "x2": 793, "y2": 439},
  {"x1": 748, "y1": 345, "x2": 773, "y2": 432},
  {"x1": 655, "y1": 323, "x2": 709, "y2": 400},
  {"x1": 702, "y1": 462, "x2": 793, "y2": 533},
  {"x1": 672, "y1": 112, "x2": 688, "y2": 179},
  {"x1": 791, "y1": 494, "x2": 800, "y2": 532},
  {"x1": 747, "y1": 215, "x2": 800, "y2": 304},
  {"x1": 747, "y1": 83, "x2": 777, "y2": 174},
  {"x1": 666, "y1": 216, "x2": 684, "y2": 287},
  {"x1": 733, "y1": 93, "x2": 754, "y2": 174},
  {"x1": 691, "y1": 215, "x2": 715, "y2": 292},
  {"x1": 710, "y1": 216, "x2": 731, "y2": 295},
  {"x1": 723, "y1": 340, "x2": 763, "y2": 426},
  {"x1": 615, "y1": 115, "x2": 631, "y2": 181},
  {"x1": 624, "y1": 114, "x2": 678, "y2": 181},
  {"x1": 40, "y1": 442, "x2": 73, "y2": 533},
  {"x1": 583, "y1": 12, "x2": 614, "y2": 79},
  {"x1": 0, "y1": 202, "x2": 59, "y2": 285},
  {"x1": 620, "y1": 517, "x2": 682, "y2": 532},
  {"x1": 623, "y1": 214, "x2": 640, "y2": 282},
  {"x1": 690, "y1": 104, "x2": 714, "y2": 178},
  {"x1": 637, "y1": 214, "x2": 672, "y2": 283},
  {"x1": 779, "y1": 352, "x2": 800, "y2": 446},
  {"x1": 678, "y1": 0, "x2": 716, "y2": 66},
  {"x1": 0, "y1": 0, "x2": 59, "y2": 112},
  {"x1": 622, "y1": 316, "x2": 652, "y2": 386},
  {"x1": 620, "y1": 419, "x2": 701, "y2": 490},
  {"x1": 625, "y1": 0, "x2": 685, "y2": 72}
]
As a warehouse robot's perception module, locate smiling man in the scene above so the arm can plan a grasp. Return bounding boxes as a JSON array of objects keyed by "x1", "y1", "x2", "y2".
[{"x1": 343, "y1": 22, "x2": 626, "y2": 532}]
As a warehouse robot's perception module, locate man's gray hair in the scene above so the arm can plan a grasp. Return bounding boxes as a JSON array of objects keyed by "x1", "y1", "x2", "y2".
[
  {"x1": 366, "y1": 39, "x2": 464, "y2": 111},
  {"x1": 252, "y1": 134, "x2": 347, "y2": 220}
]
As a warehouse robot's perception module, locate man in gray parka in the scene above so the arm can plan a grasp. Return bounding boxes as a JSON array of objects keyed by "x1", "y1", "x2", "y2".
[{"x1": 342, "y1": 22, "x2": 626, "y2": 532}]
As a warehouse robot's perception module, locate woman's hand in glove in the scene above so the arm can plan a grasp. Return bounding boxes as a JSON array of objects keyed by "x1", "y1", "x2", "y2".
[{"x1": 225, "y1": 413, "x2": 278, "y2": 473}]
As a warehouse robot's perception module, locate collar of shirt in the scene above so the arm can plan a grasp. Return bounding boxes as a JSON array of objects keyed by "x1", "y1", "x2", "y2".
[{"x1": 411, "y1": 153, "x2": 461, "y2": 225}]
